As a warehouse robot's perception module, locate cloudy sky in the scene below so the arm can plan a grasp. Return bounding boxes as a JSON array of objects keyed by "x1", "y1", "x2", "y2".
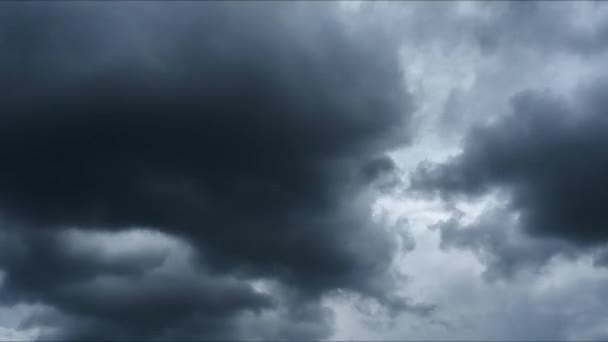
[{"x1": 2, "y1": 1, "x2": 608, "y2": 340}]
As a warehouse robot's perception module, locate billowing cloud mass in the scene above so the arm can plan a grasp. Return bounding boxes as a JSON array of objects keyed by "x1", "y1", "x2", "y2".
[
  {"x1": 0, "y1": 2, "x2": 415, "y2": 340},
  {"x1": 412, "y1": 77, "x2": 608, "y2": 276},
  {"x1": 7, "y1": 1, "x2": 608, "y2": 341}
]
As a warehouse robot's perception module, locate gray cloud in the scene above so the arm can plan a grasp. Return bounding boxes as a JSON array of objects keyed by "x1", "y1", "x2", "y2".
[
  {"x1": 0, "y1": 2, "x2": 415, "y2": 339},
  {"x1": 434, "y1": 208, "x2": 578, "y2": 281},
  {"x1": 412, "y1": 77, "x2": 608, "y2": 276},
  {"x1": 472, "y1": 1, "x2": 608, "y2": 56},
  {"x1": 8, "y1": 2, "x2": 608, "y2": 340}
]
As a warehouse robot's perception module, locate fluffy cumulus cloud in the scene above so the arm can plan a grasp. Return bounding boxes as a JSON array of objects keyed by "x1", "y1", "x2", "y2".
[{"x1": 0, "y1": 2, "x2": 416, "y2": 340}]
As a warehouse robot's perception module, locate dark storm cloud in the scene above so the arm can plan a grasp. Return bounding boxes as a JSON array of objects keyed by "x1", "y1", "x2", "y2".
[
  {"x1": 434, "y1": 209, "x2": 577, "y2": 280},
  {"x1": 0, "y1": 227, "x2": 286, "y2": 340},
  {"x1": 0, "y1": 1, "x2": 414, "y2": 339},
  {"x1": 18, "y1": 291, "x2": 334, "y2": 341},
  {"x1": 412, "y1": 78, "x2": 608, "y2": 276}
]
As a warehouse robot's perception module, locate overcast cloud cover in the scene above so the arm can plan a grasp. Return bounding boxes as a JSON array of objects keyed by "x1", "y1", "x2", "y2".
[{"x1": 3, "y1": 1, "x2": 608, "y2": 341}]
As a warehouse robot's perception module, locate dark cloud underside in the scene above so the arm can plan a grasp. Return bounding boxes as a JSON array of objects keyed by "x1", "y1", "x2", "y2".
[
  {"x1": 412, "y1": 79, "x2": 608, "y2": 276},
  {"x1": 0, "y1": 2, "x2": 413, "y2": 340}
]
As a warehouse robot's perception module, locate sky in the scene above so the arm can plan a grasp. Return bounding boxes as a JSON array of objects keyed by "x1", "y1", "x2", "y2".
[{"x1": 1, "y1": 1, "x2": 608, "y2": 340}]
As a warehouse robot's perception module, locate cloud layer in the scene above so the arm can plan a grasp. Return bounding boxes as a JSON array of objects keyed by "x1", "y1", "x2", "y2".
[
  {"x1": 5, "y1": 2, "x2": 608, "y2": 340},
  {"x1": 0, "y1": 2, "x2": 413, "y2": 339},
  {"x1": 412, "y1": 77, "x2": 608, "y2": 276}
]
